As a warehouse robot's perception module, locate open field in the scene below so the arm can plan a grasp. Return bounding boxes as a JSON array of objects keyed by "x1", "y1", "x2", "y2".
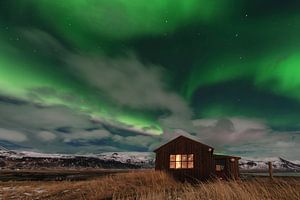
[
  {"x1": 0, "y1": 170, "x2": 299, "y2": 200},
  {"x1": 0, "y1": 169, "x2": 133, "y2": 182}
]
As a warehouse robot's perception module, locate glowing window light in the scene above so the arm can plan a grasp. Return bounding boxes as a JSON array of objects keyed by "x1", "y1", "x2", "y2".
[{"x1": 169, "y1": 154, "x2": 194, "y2": 169}]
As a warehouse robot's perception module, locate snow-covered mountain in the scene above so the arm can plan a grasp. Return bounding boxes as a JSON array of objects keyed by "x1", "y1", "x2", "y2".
[
  {"x1": 97, "y1": 152, "x2": 154, "y2": 167},
  {"x1": 0, "y1": 146, "x2": 19, "y2": 157},
  {"x1": 239, "y1": 157, "x2": 300, "y2": 171},
  {"x1": 1, "y1": 146, "x2": 299, "y2": 171},
  {"x1": 0, "y1": 146, "x2": 154, "y2": 169}
]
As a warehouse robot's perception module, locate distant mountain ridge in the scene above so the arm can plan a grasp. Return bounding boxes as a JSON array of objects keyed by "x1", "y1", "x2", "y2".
[
  {"x1": 0, "y1": 145, "x2": 19, "y2": 157},
  {"x1": 0, "y1": 146, "x2": 155, "y2": 170},
  {"x1": 239, "y1": 157, "x2": 300, "y2": 171},
  {"x1": 0, "y1": 146, "x2": 299, "y2": 171}
]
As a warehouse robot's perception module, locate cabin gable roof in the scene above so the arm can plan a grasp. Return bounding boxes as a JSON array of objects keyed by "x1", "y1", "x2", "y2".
[{"x1": 153, "y1": 135, "x2": 214, "y2": 152}]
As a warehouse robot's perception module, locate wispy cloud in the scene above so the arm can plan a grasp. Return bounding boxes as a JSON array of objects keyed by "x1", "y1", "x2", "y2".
[
  {"x1": 0, "y1": 128, "x2": 27, "y2": 142},
  {"x1": 67, "y1": 53, "x2": 192, "y2": 119}
]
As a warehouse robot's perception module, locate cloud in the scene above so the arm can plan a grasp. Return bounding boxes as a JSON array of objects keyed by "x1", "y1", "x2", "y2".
[
  {"x1": 22, "y1": 29, "x2": 67, "y2": 56},
  {"x1": 0, "y1": 128, "x2": 27, "y2": 142},
  {"x1": 192, "y1": 117, "x2": 268, "y2": 145},
  {"x1": 0, "y1": 96, "x2": 103, "y2": 149},
  {"x1": 111, "y1": 134, "x2": 158, "y2": 150},
  {"x1": 1, "y1": 29, "x2": 298, "y2": 159},
  {"x1": 36, "y1": 131, "x2": 57, "y2": 141},
  {"x1": 63, "y1": 129, "x2": 111, "y2": 143},
  {"x1": 226, "y1": 132, "x2": 300, "y2": 159},
  {"x1": 20, "y1": 28, "x2": 192, "y2": 119},
  {"x1": 0, "y1": 94, "x2": 299, "y2": 159},
  {"x1": 0, "y1": 99, "x2": 94, "y2": 131},
  {"x1": 66, "y1": 54, "x2": 191, "y2": 117},
  {"x1": 190, "y1": 117, "x2": 300, "y2": 159},
  {"x1": 0, "y1": 94, "x2": 163, "y2": 153},
  {"x1": 19, "y1": 29, "x2": 193, "y2": 133}
]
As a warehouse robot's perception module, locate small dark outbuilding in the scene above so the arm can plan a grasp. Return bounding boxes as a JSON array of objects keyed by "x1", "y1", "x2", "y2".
[
  {"x1": 213, "y1": 154, "x2": 241, "y2": 180},
  {"x1": 154, "y1": 135, "x2": 241, "y2": 181}
]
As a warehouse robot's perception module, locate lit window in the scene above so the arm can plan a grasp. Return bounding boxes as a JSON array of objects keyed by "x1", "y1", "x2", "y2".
[
  {"x1": 216, "y1": 165, "x2": 225, "y2": 171},
  {"x1": 170, "y1": 162, "x2": 175, "y2": 169},
  {"x1": 182, "y1": 155, "x2": 187, "y2": 162},
  {"x1": 170, "y1": 155, "x2": 176, "y2": 162},
  {"x1": 188, "y1": 162, "x2": 194, "y2": 169},
  {"x1": 169, "y1": 154, "x2": 194, "y2": 169},
  {"x1": 176, "y1": 161, "x2": 181, "y2": 169},
  {"x1": 215, "y1": 160, "x2": 225, "y2": 171},
  {"x1": 188, "y1": 154, "x2": 193, "y2": 161},
  {"x1": 182, "y1": 162, "x2": 187, "y2": 168}
]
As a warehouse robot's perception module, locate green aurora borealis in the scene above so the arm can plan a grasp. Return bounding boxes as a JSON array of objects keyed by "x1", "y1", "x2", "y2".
[{"x1": 0, "y1": 1, "x2": 300, "y2": 158}]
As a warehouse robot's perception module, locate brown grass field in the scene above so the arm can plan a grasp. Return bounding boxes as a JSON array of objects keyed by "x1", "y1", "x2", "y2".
[{"x1": 0, "y1": 170, "x2": 299, "y2": 200}]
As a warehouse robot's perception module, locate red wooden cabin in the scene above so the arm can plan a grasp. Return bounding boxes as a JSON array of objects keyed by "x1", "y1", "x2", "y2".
[{"x1": 154, "y1": 135, "x2": 240, "y2": 181}]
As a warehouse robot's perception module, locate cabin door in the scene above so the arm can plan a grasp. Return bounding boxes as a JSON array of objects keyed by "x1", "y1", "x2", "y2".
[{"x1": 215, "y1": 159, "x2": 226, "y2": 179}]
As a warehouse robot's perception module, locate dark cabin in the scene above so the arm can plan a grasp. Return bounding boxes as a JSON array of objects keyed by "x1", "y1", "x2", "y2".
[
  {"x1": 213, "y1": 154, "x2": 241, "y2": 180},
  {"x1": 154, "y1": 135, "x2": 241, "y2": 181},
  {"x1": 154, "y1": 135, "x2": 214, "y2": 181}
]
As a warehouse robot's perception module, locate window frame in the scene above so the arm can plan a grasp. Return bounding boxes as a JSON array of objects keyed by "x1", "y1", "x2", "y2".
[
  {"x1": 215, "y1": 159, "x2": 226, "y2": 172},
  {"x1": 169, "y1": 154, "x2": 194, "y2": 169},
  {"x1": 215, "y1": 164, "x2": 225, "y2": 171}
]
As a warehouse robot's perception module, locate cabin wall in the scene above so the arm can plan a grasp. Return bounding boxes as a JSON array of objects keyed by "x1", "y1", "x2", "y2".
[
  {"x1": 229, "y1": 159, "x2": 240, "y2": 179},
  {"x1": 155, "y1": 137, "x2": 213, "y2": 181},
  {"x1": 213, "y1": 157, "x2": 240, "y2": 180}
]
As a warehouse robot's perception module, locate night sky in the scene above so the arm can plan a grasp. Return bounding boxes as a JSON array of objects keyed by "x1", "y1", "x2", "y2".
[{"x1": 0, "y1": 1, "x2": 299, "y2": 159}]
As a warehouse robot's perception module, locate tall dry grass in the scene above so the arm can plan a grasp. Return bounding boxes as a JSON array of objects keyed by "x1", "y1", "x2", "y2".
[{"x1": 1, "y1": 170, "x2": 299, "y2": 200}]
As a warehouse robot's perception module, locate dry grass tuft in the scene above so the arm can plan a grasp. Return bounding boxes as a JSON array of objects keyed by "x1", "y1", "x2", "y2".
[{"x1": 0, "y1": 170, "x2": 299, "y2": 200}]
